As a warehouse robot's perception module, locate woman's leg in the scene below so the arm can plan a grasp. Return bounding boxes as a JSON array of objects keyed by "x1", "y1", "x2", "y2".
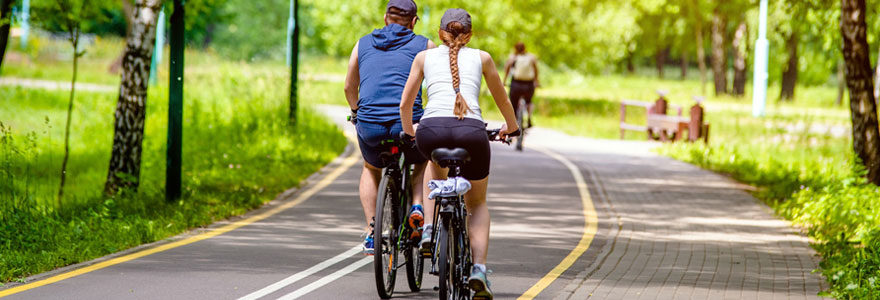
[
  {"x1": 465, "y1": 177, "x2": 490, "y2": 265},
  {"x1": 422, "y1": 161, "x2": 448, "y2": 230}
]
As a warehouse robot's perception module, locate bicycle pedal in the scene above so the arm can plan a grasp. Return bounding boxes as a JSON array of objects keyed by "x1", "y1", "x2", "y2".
[{"x1": 433, "y1": 286, "x2": 440, "y2": 291}]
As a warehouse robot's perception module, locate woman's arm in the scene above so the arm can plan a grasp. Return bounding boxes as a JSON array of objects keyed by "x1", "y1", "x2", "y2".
[
  {"x1": 400, "y1": 52, "x2": 426, "y2": 137},
  {"x1": 343, "y1": 41, "x2": 360, "y2": 111},
  {"x1": 481, "y1": 51, "x2": 519, "y2": 134}
]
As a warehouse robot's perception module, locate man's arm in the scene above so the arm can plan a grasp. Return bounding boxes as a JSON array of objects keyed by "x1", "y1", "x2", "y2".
[{"x1": 343, "y1": 41, "x2": 360, "y2": 111}]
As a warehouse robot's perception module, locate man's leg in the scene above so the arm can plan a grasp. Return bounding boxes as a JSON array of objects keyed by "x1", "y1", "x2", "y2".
[{"x1": 359, "y1": 162, "x2": 383, "y2": 232}]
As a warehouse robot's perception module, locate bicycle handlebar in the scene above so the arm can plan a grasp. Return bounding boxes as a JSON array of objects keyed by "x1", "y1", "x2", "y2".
[{"x1": 487, "y1": 128, "x2": 520, "y2": 145}]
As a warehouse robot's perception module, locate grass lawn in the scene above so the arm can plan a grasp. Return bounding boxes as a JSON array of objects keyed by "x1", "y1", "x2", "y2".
[{"x1": 0, "y1": 36, "x2": 347, "y2": 283}]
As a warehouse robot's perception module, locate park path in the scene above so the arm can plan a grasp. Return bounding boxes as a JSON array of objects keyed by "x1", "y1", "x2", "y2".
[
  {"x1": 0, "y1": 104, "x2": 826, "y2": 299},
  {"x1": 522, "y1": 128, "x2": 827, "y2": 299}
]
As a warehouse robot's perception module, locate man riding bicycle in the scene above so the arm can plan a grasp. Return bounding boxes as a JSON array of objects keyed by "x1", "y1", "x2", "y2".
[{"x1": 343, "y1": 0, "x2": 437, "y2": 255}]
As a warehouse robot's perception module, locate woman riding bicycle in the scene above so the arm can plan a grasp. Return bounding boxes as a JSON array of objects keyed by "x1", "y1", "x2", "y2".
[{"x1": 399, "y1": 8, "x2": 518, "y2": 299}]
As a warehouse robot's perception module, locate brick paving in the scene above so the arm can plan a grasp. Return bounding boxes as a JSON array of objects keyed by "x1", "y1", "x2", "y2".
[{"x1": 524, "y1": 128, "x2": 827, "y2": 300}]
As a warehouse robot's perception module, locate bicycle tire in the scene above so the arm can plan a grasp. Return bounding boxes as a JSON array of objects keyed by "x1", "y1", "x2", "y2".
[
  {"x1": 373, "y1": 173, "x2": 398, "y2": 299},
  {"x1": 437, "y1": 219, "x2": 454, "y2": 300},
  {"x1": 404, "y1": 191, "x2": 424, "y2": 292},
  {"x1": 405, "y1": 234, "x2": 424, "y2": 292},
  {"x1": 515, "y1": 98, "x2": 525, "y2": 151}
]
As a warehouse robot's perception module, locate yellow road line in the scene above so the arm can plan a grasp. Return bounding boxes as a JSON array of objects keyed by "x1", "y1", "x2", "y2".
[
  {"x1": 0, "y1": 135, "x2": 361, "y2": 298},
  {"x1": 518, "y1": 146, "x2": 599, "y2": 300}
]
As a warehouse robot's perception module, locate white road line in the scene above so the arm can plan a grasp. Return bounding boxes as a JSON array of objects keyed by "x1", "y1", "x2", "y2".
[
  {"x1": 276, "y1": 257, "x2": 373, "y2": 300},
  {"x1": 237, "y1": 245, "x2": 362, "y2": 300}
]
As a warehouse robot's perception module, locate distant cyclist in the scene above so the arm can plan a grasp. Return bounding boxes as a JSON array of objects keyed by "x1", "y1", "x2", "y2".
[
  {"x1": 343, "y1": 0, "x2": 436, "y2": 255},
  {"x1": 400, "y1": 9, "x2": 519, "y2": 299},
  {"x1": 503, "y1": 42, "x2": 540, "y2": 128}
]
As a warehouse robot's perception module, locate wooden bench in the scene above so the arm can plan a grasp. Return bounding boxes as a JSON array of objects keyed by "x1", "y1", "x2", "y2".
[{"x1": 619, "y1": 96, "x2": 709, "y2": 143}]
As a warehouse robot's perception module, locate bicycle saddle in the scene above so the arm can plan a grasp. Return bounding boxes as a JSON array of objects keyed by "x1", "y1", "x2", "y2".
[{"x1": 431, "y1": 148, "x2": 470, "y2": 168}]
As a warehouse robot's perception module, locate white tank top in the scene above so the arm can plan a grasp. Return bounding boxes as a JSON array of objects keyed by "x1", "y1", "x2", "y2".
[{"x1": 421, "y1": 45, "x2": 483, "y2": 121}]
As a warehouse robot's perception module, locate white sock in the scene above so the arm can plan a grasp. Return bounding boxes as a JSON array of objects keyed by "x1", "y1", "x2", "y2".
[
  {"x1": 423, "y1": 224, "x2": 433, "y2": 237},
  {"x1": 473, "y1": 263, "x2": 487, "y2": 273}
]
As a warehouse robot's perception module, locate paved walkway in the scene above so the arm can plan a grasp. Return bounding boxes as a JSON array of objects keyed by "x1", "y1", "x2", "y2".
[{"x1": 522, "y1": 129, "x2": 826, "y2": 299}]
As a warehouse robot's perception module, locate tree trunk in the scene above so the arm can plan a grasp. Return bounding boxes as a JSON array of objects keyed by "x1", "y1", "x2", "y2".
[
  {"x1": 625, "y1": 49, "x2": 635, "y2": 74},
  {"x1": 59, "y1": 27, "x2": 82, "y2": 204},
  {"x1": 0, "y1": 0, "x2": 13, "y2": 71},
  {"x1": 109, "y1": 0, "x2": 138, "y2": 74},
  {"x1": 841, "y1": 0, "x2": 880, "y2": 185},
  {"x1": 780, "y1": 32, "x2": 799, "y2": 101},
  {"x1": 692, "y1": 0, "x2": 708, "y2": 93},
  {"x1": 105, "y1": 0, "x2": 163, "y2": 195},
  {"x1": 680, "y1": 50, "x2": 688, "y2": 80},
  {"x1": 732, "y1": 21, "x2": 748, "y2": 97},
  {"x1": 656, "y1": 47, "x2": 668, "y2": 79},
  {"x1": 874, "y1": 44, "x2": 879, "y2": 101},
  {"x1": 711, "y1": 10, "x2": 728, "y2": 96},
  {"x1": 838, "y1": 59, "x2": 846, "y2": 106}
]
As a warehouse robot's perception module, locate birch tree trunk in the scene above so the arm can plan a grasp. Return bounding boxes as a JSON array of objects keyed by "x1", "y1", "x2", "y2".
[
  {"x1": 874, "y1": 45, "x2": 879, "y2": 101},
  {"x1": 732, "y1": 21, "x2": 748, "y2": 97},
  {"x1": 711, "y1": 10, "x2": 728, "y2": 95},
  {"x1": 105, "y1": 0, "x2": 163, "y2": 195},
  {"x1": 841, "y1": 0, "x2": 880, "y2": 185}
]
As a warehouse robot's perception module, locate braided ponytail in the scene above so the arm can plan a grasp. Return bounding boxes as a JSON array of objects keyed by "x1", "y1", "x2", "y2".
[{"x1": 439, "y1": 22, "x2": 473, "y2": 119}]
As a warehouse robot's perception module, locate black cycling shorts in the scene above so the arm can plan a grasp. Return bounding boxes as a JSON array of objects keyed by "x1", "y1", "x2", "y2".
[
  {"x1": 415, "y1": 117, "x2": 490, "y2": 181},
  {"x1": 509, "y1": 79, "x2": 535, "y2": 113}
]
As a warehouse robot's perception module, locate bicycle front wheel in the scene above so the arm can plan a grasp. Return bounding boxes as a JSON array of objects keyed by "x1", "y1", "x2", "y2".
[{"x1": 373, "y1": 173, "x2": 399, "y2": 299}]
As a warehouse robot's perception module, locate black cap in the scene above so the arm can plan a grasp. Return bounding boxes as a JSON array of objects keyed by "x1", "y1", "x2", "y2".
[
  {"x1": 440, "y1": 8, "x2": 471, "y2": 32},
  {"x1": 387, "y1": 0, "x2": 417, "y2": 17}
]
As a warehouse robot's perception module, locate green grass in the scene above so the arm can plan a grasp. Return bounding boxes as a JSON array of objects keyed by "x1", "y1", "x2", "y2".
[{"x1": 0, "y1": 40, "x2": 347, "y2": 283}]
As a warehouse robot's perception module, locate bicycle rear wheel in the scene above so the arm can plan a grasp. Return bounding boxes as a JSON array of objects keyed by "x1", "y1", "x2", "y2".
[
  {"x1": 405, "y1": 233, "x2": 424, "y2": 292},
  {"x1": 515, "y1": 98, "x2": 525, "y2": 151},
  {"x1": 373, "y1": 173, "x2": 399, "y2": 299}
]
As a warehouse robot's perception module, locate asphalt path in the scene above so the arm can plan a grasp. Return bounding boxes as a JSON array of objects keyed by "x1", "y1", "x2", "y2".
[{"x1": 1, "y1": 106, "x2": 598, "y2": 299}]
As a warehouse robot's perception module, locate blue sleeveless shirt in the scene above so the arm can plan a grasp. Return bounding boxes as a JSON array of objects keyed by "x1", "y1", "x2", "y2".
[{"x1": 357, "y1": 24, "x2": 427, "y2": 124}]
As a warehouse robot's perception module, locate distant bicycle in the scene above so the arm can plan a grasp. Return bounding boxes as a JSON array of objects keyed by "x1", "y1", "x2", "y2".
[
  {"x1": 427, "y1": 129, "x2": 517, "y2": 300},
  {"x1": 513, "y1": 97, "x2": 527, "y2": 151},
  {"x1": 372, "y1": 132, "x2": 425, "y2": 299}
]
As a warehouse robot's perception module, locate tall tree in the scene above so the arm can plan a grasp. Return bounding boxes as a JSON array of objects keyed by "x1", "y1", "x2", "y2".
[
  {"x1": 691, "y1": 0, "x2": 708, "y2": 92},
  {"x1": 731, "y1": 20, "x2": 748, "y2": 96},
  {"x1": 656, "y1": 47, "x2": 668, "y2": 79},
  {"x1": 841, "y1": 0, "x2": 880, "y2": 185},
  {"x1": 0, "y1": 0, "x2": 13, "y2": 71},
  {"x1": 105, "y1": 0, "x2": 163, "y2": 195},
  {"x1": 779, "y1": 31, "x2": 799, "y2": 101},
  {"x1": 875, "y1": 45, "x2": 879, "y2": 100},
  {"x1": 710, "y1": 7, "x2": 727, "y2": 95}
]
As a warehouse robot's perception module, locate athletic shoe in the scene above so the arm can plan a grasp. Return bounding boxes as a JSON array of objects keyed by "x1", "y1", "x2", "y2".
[
  {"x1": 469, "y1": 267, "x2": 494, "y2": 300},
  {"x1": 409, "y1": 204, "x2": 424, "y2": 239},
  {"x1": 419, "y1": 234, "x2": 433, "y2": 258},
  {"x1": 363, "y1": 233, "x2": 374, "y2": 256}
]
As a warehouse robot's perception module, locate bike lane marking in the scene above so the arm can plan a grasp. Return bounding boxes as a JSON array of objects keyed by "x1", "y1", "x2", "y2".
[
  {"x1": 0, "y1": 135, "x2": 362, "y2": 299},
  {"x1": 276, "y1": 256, "x2": 373, "y2": 300},
  {"x1": 237, "y1": 245, "x2": 362, "y2": 300},
  {"x1": 517, "y1": 146, "x2": 599, "y2": 300}
]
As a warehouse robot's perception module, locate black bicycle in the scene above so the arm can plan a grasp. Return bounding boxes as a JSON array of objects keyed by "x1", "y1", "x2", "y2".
[
  {"x1": 427, "y1": 129, "x2": 516, "y2": 300},
  {"x1": 373, "y1": 133, "x2": 425, "y2": 299}
]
